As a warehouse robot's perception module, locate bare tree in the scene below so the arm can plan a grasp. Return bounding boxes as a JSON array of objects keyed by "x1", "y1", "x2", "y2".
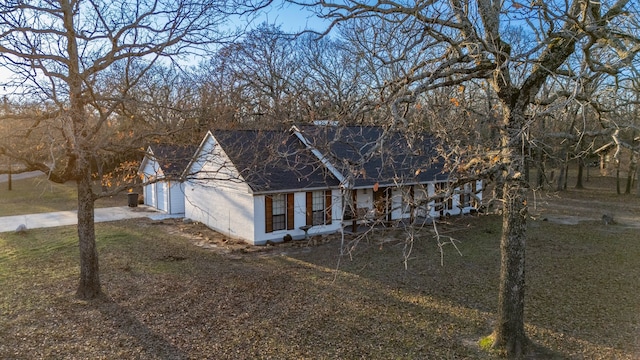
[
  {"x1": 195, "y1": 51, "x2": 248, "y2": 129},
  {"x1": 196, "y1": 25, "x2": 375, "y2": 128},
  {"x1": 0, "y1": 0, "x2": 235, "y2": 299},
  {"x1": 297, "y1": 33, "x2": 368, "y2": 122},
  {"x1": 275, "y1": 0, "x2": 640, "y2": 356},
  {"x1": 226, "y1": 24, "x2": 304, "y2": 126}
]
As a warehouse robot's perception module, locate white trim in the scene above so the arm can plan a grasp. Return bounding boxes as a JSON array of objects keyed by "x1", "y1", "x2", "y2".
[{"x1": 290, "y1": 125, "x2": 346, "y2": 185}]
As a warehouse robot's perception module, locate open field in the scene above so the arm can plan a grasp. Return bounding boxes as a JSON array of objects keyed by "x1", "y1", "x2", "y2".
[
  {"x1": 0, "y1": 176, "x2": 130, "y2": 216},
  {"x1": 527, "y1": 173, "x2": 640, "y2": 227},
  {"x1": 0, "y1": 175, "x2": 638, "y2": 359}
]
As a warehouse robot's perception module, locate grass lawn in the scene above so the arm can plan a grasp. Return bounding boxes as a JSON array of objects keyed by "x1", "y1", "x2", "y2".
[
  {"x1": 0, "y1": 211, "x2": 638, "y2": 359},
  {"x1": 0, "y1": 176, "x2": 130, "y2": 216}
]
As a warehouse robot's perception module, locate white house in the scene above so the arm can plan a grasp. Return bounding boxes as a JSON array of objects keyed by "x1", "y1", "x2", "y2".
[
  {"x1": 292, "y1": 125, "x2": 482, "y2": 231},
  {"x1": 179, "y1": 126, "x2": 482, "y2": 245},
  {"x1": 183, "y1": 130, "x2": 343, "y2": 245},
  {"x1": 138, "y1": 144, "x2": 196, "y2": 215}
]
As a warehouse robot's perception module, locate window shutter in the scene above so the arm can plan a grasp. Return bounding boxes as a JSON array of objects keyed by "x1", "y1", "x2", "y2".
[
  {"x1": 325, "y1": 190, "x2": 332, "y2": 224},
  {"x1": 306, "y1": 192, "x2": 313, "y2": 225},
  {"x1": 264, "y1": 196, "x2": 273, "y2": 233},
  {"x1": 265, "y1": 196, "x2": 273, "y2": 233},
  {"x1": 287, "y1": 193, "x2": 295, "y2": 230}
]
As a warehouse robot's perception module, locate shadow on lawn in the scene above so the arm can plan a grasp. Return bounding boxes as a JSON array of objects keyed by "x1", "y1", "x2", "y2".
[
  {"x1": 95, "y1": 295, "x2": 189, "y2": 360},
  {"x1": 286, "y1": 215, "x2": 637, "y2": 359},
  {"x1": 525, "y1": 342, "x2": 567, "y2": 360}
]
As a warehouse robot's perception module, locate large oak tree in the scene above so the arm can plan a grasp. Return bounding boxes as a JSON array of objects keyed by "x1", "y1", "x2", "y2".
[
  {"x1": 0, "y1": 0, "x2": 233, "y2": 299},
  {"x1": 282, "y1": 0, "x2": 640, "y2": 357}
]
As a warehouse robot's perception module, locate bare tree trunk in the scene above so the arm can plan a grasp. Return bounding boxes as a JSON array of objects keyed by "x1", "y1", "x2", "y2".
[
  {"x1": 555, "y1": 145, "x2": 568, "y2": 191},
  {"x1": 563, "y1": 159, "x2": 569, "y2": 190},
  {"x1": 556, "y1": 159, "x2": 566, "y2": 191},
  {"x1": 625, "y1": 151, "x2": 635, "y2": 195},
  {"x1": 636, "y1": 164, "x2": 640, "y2": 197},
  {"x1": 524, "y1": 145, "x2": 530, "y2": 185},
  {"x1": 76, "y1": 155, "x2": 101, "y2": 299},
  {"x1": 493, "y1": 180, "x2": 528, "y2": 355},
  {"x1": 625, "y1": 167, "x2": 633, "y2": 194},
  {"x1": 61, "y1": 0, "x2": 102, "y2": 299},
  {"x1": 492, "y1": 110, "x2": 529, "y2": 357},
  {"x1": 616, "y1": 161, "x2": 621, "y2": 195},
  {"x1": 7, "y1": 161, "x2": 11, "y2": 191},
  {"x1": 536, "y1": 151, "x2": 545, "y2": 189},
  {"x1": 575, "y1": 157, "x2": 584, "y2": 189}
]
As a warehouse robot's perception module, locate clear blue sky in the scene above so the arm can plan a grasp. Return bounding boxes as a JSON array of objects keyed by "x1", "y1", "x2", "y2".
[{"x1": 238, "y1": 1, "x2": 330, "y2": 34}]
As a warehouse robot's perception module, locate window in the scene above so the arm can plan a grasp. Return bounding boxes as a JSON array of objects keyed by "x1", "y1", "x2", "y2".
[
  {"x1": 272, "y1": 194, "x2": 286, "y2": 231},
  {"x1": 433, "y1": 182, "x2": 452, "y2": 212},
  {"x1": 265, "y1": 193, "x2": 294, "y2": 233},
  {"x1": 306, "y1": 191, "x2": 332, "y2": 226},
  {"x1": 312, "y1": 191, "x2": 325, "y2": 225}
]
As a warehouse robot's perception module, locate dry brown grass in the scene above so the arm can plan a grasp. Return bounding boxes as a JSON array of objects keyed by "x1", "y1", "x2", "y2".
[{"x1": 0, "y1": 175, "x2": 639, "y2": 359}]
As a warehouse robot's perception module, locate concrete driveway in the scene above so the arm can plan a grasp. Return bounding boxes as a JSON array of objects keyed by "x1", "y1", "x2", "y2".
[{"x1": 0, "y1": 206, "x2": 181, "y2": 233}]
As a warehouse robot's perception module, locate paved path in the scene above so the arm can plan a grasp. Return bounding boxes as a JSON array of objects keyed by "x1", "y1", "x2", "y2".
[
  {"x1": 0, "y1": 171, "x2": 43, "y2": 183},
  {"x1": 0, "y1": 206, "x2": 183, "y2": 233}
]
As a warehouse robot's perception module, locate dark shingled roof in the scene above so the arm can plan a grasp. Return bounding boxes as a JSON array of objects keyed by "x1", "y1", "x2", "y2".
[
  {"x1": 149, "y1": 144, "x2": 198, "y2": 178},
  {"x1": 212, "y1": 130, "x2": 340, "y2": 193},
  {"x1": 297, "y1": 125, "x2": 447, "y2": 188}
]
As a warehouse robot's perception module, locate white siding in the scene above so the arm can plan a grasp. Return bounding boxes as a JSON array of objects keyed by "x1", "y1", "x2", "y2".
[
  {"x1": 141, "y1": 156, "x2": 167, "y2": 211},
  {"x1": 140, "y1": 156, "x2": 163, "y2": 179},
  {"x1": 253, "y1": 189, "x2": 342, "y2": 245},
  {"x1": 140, "y1": 152, "x2": 185, "y2": 214},
  {"x1": 184, "y1": 134, "x2": 256, "y2": 243},
  {"x1": 390, "y1": 188, "x2": 413, "y2": 220},
  {"x1": 185, "y1": 181, "x2": 255, "y2": 242},
  {"x1": 188, "y1": 134, "x2": 245, "y2": 187},
  {"x1": 143, "y1": 182, "x2": 156, "y2": 207},
  {"x1": 355, "y1": 189, "x2": 373, "y2": 214},
  {"x1": 156, "y1": 182, "x2": 167, "y2": 212},
  {"x1": 168, "y1": 182, "x2": 186, "y2": 214}
]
